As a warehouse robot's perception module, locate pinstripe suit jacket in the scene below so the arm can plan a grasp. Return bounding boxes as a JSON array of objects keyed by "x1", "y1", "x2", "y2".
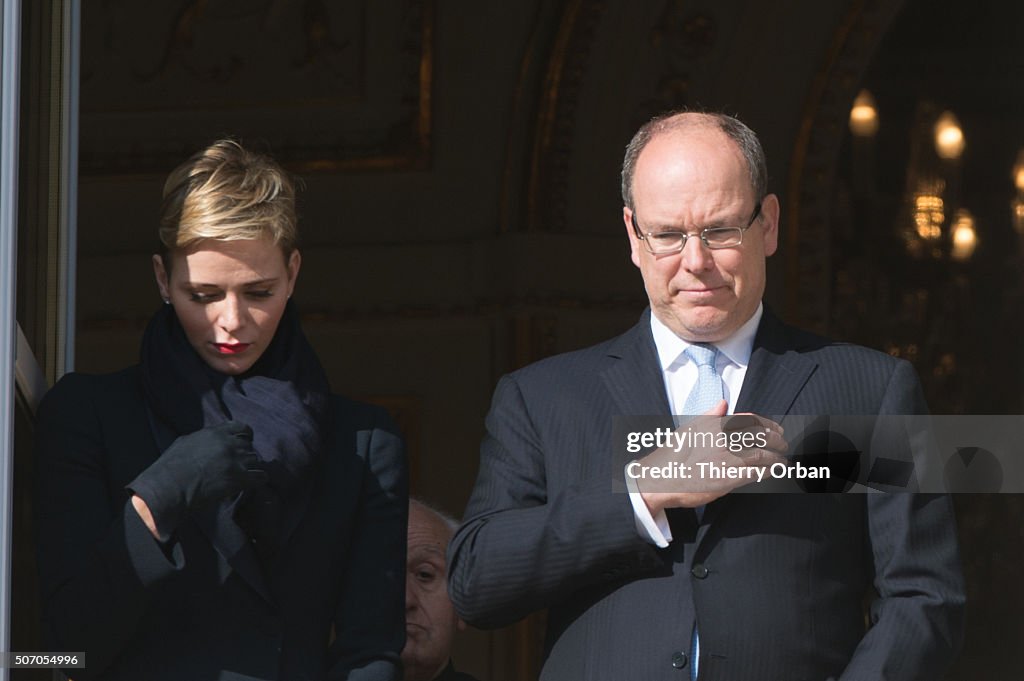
[{"x1": 448, "y1": 308, "x2": 964, "y2": 681}]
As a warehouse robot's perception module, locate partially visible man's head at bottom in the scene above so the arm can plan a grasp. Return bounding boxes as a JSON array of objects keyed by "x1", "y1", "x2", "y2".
[{"x1": 403, "y1": 499, "x2": 466, "y2": 681}]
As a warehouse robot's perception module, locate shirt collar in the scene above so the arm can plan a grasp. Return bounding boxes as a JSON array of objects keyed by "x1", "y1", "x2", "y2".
[{"x1": 650, "y1": 303, "x2": 763, "y2": 370}]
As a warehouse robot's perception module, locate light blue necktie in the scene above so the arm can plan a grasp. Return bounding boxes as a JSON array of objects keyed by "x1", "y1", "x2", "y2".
[
  {"x1": 681, "y1": 343, "x2": 723, "y2": 680},
  {"x1": 683, "y1": 343, "x2": 724, "y2": 414}
]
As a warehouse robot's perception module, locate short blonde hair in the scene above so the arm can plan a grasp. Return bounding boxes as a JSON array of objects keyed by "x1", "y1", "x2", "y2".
[{"x1": 159, "y1": 139, "x2": 297, "y2": 259}]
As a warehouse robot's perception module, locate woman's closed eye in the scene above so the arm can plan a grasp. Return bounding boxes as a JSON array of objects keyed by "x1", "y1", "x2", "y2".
[
  {"x1": 189, "y1": 291, "x2": 220, "y2": 304},
  {"x1": 188, "y1": 289, "x2": 275, "y2": 304}
]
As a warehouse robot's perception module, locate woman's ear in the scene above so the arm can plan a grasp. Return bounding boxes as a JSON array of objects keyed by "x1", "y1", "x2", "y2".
[
  {"x1": 286, "y1": 249, "x2": 302, "y2": 297},
  {"x1": 152, "y1": 254, "x2": 171, "y2": 302}
]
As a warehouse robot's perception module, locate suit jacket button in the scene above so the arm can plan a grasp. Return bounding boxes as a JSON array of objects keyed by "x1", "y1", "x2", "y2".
[
  {"x1": 691, "y1": 563, "x2": 709, "y2": 579},
  {"x1": 671, "y1": 651, "x2": 688, "y2": 669}
]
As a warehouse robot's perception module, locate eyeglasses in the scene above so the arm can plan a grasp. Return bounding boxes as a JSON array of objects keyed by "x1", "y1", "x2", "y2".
[{"x1": 631, "y1": 200, "x2": 763, "y2": 255}]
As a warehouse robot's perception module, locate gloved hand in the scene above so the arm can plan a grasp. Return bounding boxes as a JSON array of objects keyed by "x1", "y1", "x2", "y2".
[{"x1": 128, "y1": 420, "x2": 267, "y2": 539}]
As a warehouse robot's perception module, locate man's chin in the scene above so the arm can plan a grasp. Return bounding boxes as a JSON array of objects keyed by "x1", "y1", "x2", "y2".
[{"x1": 660, "y1": 308, "x2": 732, "y2": 342}]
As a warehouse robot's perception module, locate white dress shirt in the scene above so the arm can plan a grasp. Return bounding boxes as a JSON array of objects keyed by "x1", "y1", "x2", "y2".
[{"x1": 627, "y1": 303, "x2": 763, "y2": 547}]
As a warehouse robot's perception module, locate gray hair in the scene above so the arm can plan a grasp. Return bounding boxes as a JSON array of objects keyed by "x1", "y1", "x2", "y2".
[
  {"x1": 409, "y1": 497, "x2": 460, "y2": 537},
  {"x1": 620, "y1": 110, "x2": 768, "y2": 210}
]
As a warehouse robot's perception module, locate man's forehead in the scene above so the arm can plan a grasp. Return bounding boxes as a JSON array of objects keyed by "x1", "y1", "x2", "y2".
[
  {"x1": 407, "y1": 541, "x2": 446, "y2": 562},
  {"x1": 641, "y1": 126, "x2": 739, "y2": 168},
  {"x1": 633, "y1": 130, "x2": 749, "y2": 202}
]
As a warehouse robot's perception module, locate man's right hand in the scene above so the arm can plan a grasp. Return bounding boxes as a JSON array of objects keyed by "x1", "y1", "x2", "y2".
[
  {"x1": 637, "y1": 401, "x2": 788, "y2": 516},
  {"x1": 128, "y1": 421, "x2": 268, "y2": 540}
]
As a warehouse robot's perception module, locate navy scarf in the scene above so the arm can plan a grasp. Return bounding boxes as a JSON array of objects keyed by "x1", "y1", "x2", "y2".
[{"x1": 140, "y1": 301, "x2": 330, "y2": 557}]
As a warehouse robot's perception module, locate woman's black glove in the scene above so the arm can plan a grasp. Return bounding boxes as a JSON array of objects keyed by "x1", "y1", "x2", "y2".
[{"x1": 128, "y1": 421, "x2": 267, "y2": 539}]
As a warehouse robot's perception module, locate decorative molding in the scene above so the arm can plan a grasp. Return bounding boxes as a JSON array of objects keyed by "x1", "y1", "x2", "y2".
[
  {"x1": 79, "y1": 0, "x2": 433, "y2": 175},
  {"x1": 784, "y1": 0, "x2": 905, "y2": 332},
  {"x1": 523, "y1": 1, "x2": 717, "y2": 233},
  {"x1": 634, "y1": 3, "x2": 716, "y2": 127},
  {"x1": 498, "y1": 2, "x2": 564, "y2": 234},
  {"x1": 526, "y1": 0, "x2": 607, "y2": 232}
]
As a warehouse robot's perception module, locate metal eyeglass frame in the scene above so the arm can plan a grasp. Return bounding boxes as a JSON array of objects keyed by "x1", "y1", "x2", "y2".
[{"x1": 631, "y1": 199, "x2": 763, "y2": 254}]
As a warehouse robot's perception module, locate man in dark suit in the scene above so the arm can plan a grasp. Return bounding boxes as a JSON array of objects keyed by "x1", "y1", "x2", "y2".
[{"x1": 447, "y1": 111, "x2": 965, "y2": 680}]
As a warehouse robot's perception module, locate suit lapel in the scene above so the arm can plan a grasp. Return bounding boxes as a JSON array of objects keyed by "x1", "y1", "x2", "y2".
[
  {"x1": 601, "y1": 312, "x2": 699, "y2": 543},
  {"x1": 600, "y1": 311, "x2": 673, "y2": 418},
  {"x1": 700, "y1": 308, "x2": 819, "y2": 539},
  {"x1": 194, "y1": 502, "x2": 276, "y2": 606},
  {"x1": 734, "y1": 309, "x2": 818, "y2": 419},
  {"x1": 602, "y1": 308, "x2": 819, "y2": 419}
]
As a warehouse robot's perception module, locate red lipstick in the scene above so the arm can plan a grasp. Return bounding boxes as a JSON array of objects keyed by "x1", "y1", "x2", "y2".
[{"x1": 214, "y1": 343, "x2": 251, "y2": 355}]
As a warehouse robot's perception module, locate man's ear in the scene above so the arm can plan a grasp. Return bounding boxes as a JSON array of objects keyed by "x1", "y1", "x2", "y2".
[
  {"x1": 152, "y1": 254, "x2": 170, "y2": 301},
  {"x1": 624, "y1": 207, "x2": 642, "y2": 268},
  {"x1": 760, "y1": 194, "x2": 780, "y2": 257}
]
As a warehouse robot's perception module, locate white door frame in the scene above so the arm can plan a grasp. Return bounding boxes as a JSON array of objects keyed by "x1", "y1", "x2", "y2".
[
  {"x1": 1, "y1": 0, "x2": 79, "y2": 673},
  {"x1": 0, "y1": 0, "x2": 25, "y2": 671}
]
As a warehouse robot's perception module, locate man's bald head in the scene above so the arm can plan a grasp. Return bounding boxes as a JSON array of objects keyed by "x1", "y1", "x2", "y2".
[
  {"x1": 621, "y1": 111, "x2": 768, "y2": 211},
  {"x1": 403, "y1": 500, "x2": 464, "y2": 681}
]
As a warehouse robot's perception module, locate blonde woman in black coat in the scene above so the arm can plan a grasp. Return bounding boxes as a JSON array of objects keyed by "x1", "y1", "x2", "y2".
[{"x1": 35, "y1": 140, "x2": 407, "y2": 681}]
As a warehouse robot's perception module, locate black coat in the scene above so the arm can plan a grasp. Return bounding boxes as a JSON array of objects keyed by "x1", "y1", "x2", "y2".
[
  {"x1": 432, "y1": 661, "x2": 482, "y2": 681},
  {"x1": 34, "y1": 366, "x2": 407, "y2": 681}
]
